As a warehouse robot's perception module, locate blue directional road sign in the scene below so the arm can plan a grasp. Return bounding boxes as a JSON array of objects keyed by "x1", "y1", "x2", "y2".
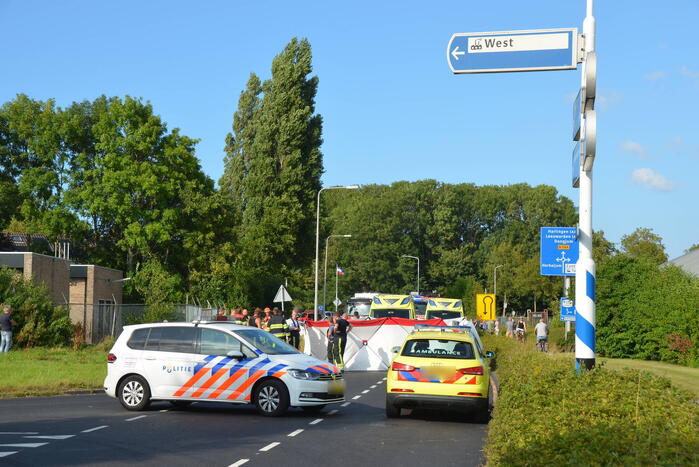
[
  {"x1": 540, "y1": 227, "x2": 578, "y2": 276},
  {"x1": 447, "y1": 28, "x2": 578, "y2": 74},
  {"x1": 560, "y1": 297, "x2": 576, "y2": 321}
]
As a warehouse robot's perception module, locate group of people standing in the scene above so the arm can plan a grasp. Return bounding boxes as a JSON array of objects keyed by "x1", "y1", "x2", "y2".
[{"x1": 216, "y1": 306, "x2": 303, "y2": 350}]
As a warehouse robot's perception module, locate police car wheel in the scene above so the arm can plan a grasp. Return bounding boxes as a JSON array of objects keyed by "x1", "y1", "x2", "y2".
[
  {"x1": 254, "y1": 380, "x2": 289, "y2": 417},
  {"x1": 301, "y1": 404, "x2": 326, "y2": 414},
  {"x1": 118, "y1": 375, "x2": 151, "y2": 411}
]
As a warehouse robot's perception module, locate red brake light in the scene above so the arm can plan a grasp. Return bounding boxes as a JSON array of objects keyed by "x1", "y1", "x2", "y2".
[
  {"x1": 458, "y1": 366, "x2": 483, "y2": 375},
  {"x1": 391, "y1": 388, "x2": 415, "y2": 392},
  {"x1": 107, "y1": 353, "x2": 117, "y2": 363},
  {"x1": 458, "y1": 392, "x2": 482, "y2": 397},
  {"x1": 391, "y1": 362, "x2": 416, "y2": 372}
]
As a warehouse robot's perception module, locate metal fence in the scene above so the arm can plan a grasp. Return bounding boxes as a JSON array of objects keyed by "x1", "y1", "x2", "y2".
[{"x1": 63, "y1": 303, "x2": 219, "y2": 344}]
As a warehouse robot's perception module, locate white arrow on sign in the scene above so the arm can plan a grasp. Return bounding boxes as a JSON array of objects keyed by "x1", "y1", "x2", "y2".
[{"x1": 451, "y1": 46, "x2": 465, "y2": 61}]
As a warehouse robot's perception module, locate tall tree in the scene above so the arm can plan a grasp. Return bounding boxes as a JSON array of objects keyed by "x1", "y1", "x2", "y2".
[
  {"x1": 620, "y1": 227, "x2": 668, "y2": 265},
  {"x1": 221, "y1": 38, "x2": 324, "y2": 304}
]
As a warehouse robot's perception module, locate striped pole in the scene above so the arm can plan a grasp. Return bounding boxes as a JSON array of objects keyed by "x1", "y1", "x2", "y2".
[{"x1": 575, "y1": 0, "x2": 596, "y2": 371}]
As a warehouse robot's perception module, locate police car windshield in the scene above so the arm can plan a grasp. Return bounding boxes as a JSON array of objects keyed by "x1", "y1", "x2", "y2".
[
  {"x1": 236, "y1": 329, "x2": 299, "y2": 355},
  {"x1": 427, "y1": 310, "x2": 462, "y2": 320},
  {"x1": 402, "y1": 339, "x2": 475, "y2": 360}
]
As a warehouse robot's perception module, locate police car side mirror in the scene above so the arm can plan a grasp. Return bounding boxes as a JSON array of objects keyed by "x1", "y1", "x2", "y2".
[
  {"x1": 227, "y1": 350, "x2": 245, "y2": 359},
  {"x1": 485, "y1": 351, "x2": 495, "y2": 358},
  {"x1": 391, "y1": 346, "x2": 401, "y2": 353}
]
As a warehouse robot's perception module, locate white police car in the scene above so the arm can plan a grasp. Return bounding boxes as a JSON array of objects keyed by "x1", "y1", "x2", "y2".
[{"x1": 104, "y1": 321, "x2": 344, "y2": 416}]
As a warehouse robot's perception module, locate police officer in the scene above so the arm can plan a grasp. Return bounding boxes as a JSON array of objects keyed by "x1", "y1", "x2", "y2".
[
  {"x1": 267, "y1": 307, "x2": 290, "y2": 343},
  {"x1": 287, "y1": 308, "x2": 302, "y2": 349}
]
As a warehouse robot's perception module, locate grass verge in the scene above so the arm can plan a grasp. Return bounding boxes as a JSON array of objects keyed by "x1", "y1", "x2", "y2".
[
  {"x1": 483, "y1": 335, "x2": 699, "y2": 466},
  {"x1": 0, "y1": 346, "x2": 106, "y2": 397}
]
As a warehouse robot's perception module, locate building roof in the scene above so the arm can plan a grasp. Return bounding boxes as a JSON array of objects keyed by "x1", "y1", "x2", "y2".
[{"x1": 669, "y1": 249, "x2": 699, "y2": 277}]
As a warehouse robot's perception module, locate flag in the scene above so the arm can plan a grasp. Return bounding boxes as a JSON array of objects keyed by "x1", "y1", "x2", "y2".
[{"x1": 336, "y1": 266, "x2": 345, "y2": 275}]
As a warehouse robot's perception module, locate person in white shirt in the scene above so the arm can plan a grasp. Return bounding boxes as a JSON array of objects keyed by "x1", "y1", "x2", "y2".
[
  {"x1": 286, "y1": 308, "x2": 302, "y2": 349},
  {"x1": 534, "y1": 319, "x2": 548, "y2": 351}
]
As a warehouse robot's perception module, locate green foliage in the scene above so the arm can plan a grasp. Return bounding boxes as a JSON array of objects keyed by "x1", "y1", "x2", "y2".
[
  {"x1": 484, "y1": 336, "x2": 699, "y2": 466},
  {"x1": 620, "y1": 227, "x2": 668, "y2": 265},
  {"x1": 0, "y1": 268, "x2": 74, "y2": 347},
  {"x1": 219, "y1": 38, "x2": 324, "y2": 306},
  {"x1": 596, "y1": 255, "x2": 699, "y2": 366},
  {"x1": 327, "y1": 181, "x2": 574, "y2": 310}
]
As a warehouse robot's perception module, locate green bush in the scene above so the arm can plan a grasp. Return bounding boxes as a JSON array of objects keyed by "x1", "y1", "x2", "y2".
[
  {"x1": 596, "y1": 255, "x2": 699, "y2": 366},
  {"x1": 484, "y1": 336, "x2": 699, "y2": 466},
  {"x1": 0, "y1": 268, "x2": 75, "y2": 347}
]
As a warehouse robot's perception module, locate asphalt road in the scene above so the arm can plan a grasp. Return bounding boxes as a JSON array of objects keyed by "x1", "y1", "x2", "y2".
[{"x1": 0, "y1": 372, "x2": 487, "y2": 466}]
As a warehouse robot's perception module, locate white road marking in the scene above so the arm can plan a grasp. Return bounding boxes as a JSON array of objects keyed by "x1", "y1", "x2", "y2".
[
  {"x1": 309, "y1": 418, "x2": 323, "y2": 425},
  {"x1": 24, "y1": 435, "x2": 75, "y2": 440},
  {"x1": 0, "y1": 432, "x2": 38, "y2": 435},
  {"x1": 125, "y1": 415, "x2": 147, "y2": 422},
  {"x1": 0, "y1": 443, "x2": 48, "y2": 448},
  {"x1": 370, "y1": 385, "x2": 377, "y2": 388},
  {"x1": 362, "y1": 390, "x2": 370, "y2": 394},
  {"x1": 229, "y1": 459, "x2": 249, "y2": 467},
  {"x1": 259, "y1": 442, "x2": 280, "y2": 452},
  {"x1": 81, "y1": 426, "x2": 108, "y2": 433},
  {"x1": 341, "y1": 402, "x2": 351, "y2": 407},
  {"x1": 159, "y1": 409, "x2": 169, "y2": 413},
  {"x1": 376, "y1": 380, "x2": 382, "y2": 384},
  {"x1": 382, "y1": 377, "x2": 387, "y2": 381},
  {"x1": 352, "y1": 395, "x2": 361, "y2": 400},
  {"x1": 0, "y1": 452, "x2": 18, "y2": 458},
  {"x1": 328, "y1": 409, "x2": 338, "y2": 416},
  {"x1": 288, "y1": 429, "x2": 304, "y2": 437}
]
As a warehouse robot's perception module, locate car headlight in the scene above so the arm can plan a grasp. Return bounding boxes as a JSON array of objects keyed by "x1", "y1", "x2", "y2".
[{"x1": 288, "y1": 369, "x2": 321, "y2": 380}]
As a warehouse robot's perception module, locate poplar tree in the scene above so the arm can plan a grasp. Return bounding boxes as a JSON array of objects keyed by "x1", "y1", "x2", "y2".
[{"x1": 221, "y1": 38, "x2": 323, "y2": 302}]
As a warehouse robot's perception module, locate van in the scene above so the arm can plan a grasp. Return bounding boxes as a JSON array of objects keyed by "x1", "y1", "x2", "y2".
[
  {"x1": 369, "y1": 294, "x2": 415, "y2": 319},
  {"x1": 104, "y1": 321, "x2": 344, "y2": 417},
  {"x1": 425, "y1": 298, "x2": 465, "y2": 320}
]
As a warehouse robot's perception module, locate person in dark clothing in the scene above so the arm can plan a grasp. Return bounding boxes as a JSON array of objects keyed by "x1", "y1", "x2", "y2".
[
  {"x1": 326, "y1": 316, "x2": 337, "y2": 364},
  {"x1": 267, "y1": 308, "x2": 290, "y2": 342},
  {"x1": 1, "y1": 305, "x2": 17, "y2": 353},
  {"x1": 333, "y1": 312, "x2": 352, "y2": 370}
]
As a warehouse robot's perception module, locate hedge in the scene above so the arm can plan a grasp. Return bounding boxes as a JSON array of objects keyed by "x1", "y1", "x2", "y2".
[{"x1": 483, "y1": 336, "x2": 699, "y2": 466}]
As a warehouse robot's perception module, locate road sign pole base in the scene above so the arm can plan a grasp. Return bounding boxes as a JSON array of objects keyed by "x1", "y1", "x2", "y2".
[{"x1": 575, "y1": 358, "x2": 595, "y2": 373}]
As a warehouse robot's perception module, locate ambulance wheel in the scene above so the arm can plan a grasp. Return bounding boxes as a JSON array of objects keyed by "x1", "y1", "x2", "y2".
[
  {"x1": 301, "y1": 404, "x2": 326, "y2": 414},
  {"x1": 254, "y1": 380, "x2": 289, "y2": 417},
  {"x1": 118, "y1": 375, "x2": 151, "y2": 411},
  {"x1": 385, "y1": 398, "x2": 401, "y2": 418}
]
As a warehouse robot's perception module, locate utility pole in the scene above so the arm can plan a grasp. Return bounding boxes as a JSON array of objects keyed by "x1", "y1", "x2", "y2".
[{"x1": 575, "y1": 0, "x2": 597, "y2": 371}]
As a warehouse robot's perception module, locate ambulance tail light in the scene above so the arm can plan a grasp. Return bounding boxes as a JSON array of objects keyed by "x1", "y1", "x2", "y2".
[
  {"x1": 107, "y1": 353, "x2": 117, "y2": 363},
  {"x1": 458, "y1": 366, "x2": 483, "y2": 375},
  {"x1": 391, "y1": 388, "x2": 414, "y2": 392},
  {"x1": 391, "y1": 362, "x2": 416, "y2": 372}
]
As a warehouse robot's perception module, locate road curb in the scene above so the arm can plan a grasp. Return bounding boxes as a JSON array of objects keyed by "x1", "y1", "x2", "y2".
[
  {"x1": 2, "y1": 388, "x2": 104, "y2": 399},
  {"x1": 490, "y1": 373, "x2": 500, "y2": 405}
]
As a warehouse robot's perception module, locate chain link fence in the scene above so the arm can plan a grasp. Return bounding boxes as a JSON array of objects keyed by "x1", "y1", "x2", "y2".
[{"x1": 65, "y1": 303, "x2": 219, "y2": 344}]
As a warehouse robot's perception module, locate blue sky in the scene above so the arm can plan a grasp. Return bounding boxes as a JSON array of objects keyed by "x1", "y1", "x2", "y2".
[{"x1": 1, "y1": 0, "x2": 697, "y2": 259}]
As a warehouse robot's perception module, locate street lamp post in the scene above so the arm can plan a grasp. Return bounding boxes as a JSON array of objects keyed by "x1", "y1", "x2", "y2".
[
  {"x1": 314, "y1": 185, "x2": 359, "y2": 321},
  {"x1": 400, "y1": 255, "x2": 420, "y2": 293},
  {"x1": 493, "y1": 265, "x2": 503, "y2": 296},
  {"x1": 323, "y1": 234, "x2": 352, "y2": 312}
]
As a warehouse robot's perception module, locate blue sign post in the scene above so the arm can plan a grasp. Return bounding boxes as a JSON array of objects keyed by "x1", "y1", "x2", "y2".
[
  {"x1": 540, "y1": 227, "x2": 579, "y2": 276},
  {"x1": 560, "y1": 297, "x2": 576, "y2": 321},
  {"x1": 447, "y1": 28, "x2": 578, "y2": 74}
]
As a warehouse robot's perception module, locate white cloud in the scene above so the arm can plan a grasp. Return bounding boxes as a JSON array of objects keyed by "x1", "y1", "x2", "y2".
[
  {"x1": 594, "y1": 90, "x2": 622, "y2": 111},
  {"x1": 619, "y1": 141, "x2": 648, "y2": 159},
  {"x1": 631, "y1": 168, "x2": 675, "y2": 191},
  {"x1": 643, "y1": 71, "x2": 666, "y2": 81},
  {"x1": 679, "y1": 66, "x2": 699, "y2": 80}
]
